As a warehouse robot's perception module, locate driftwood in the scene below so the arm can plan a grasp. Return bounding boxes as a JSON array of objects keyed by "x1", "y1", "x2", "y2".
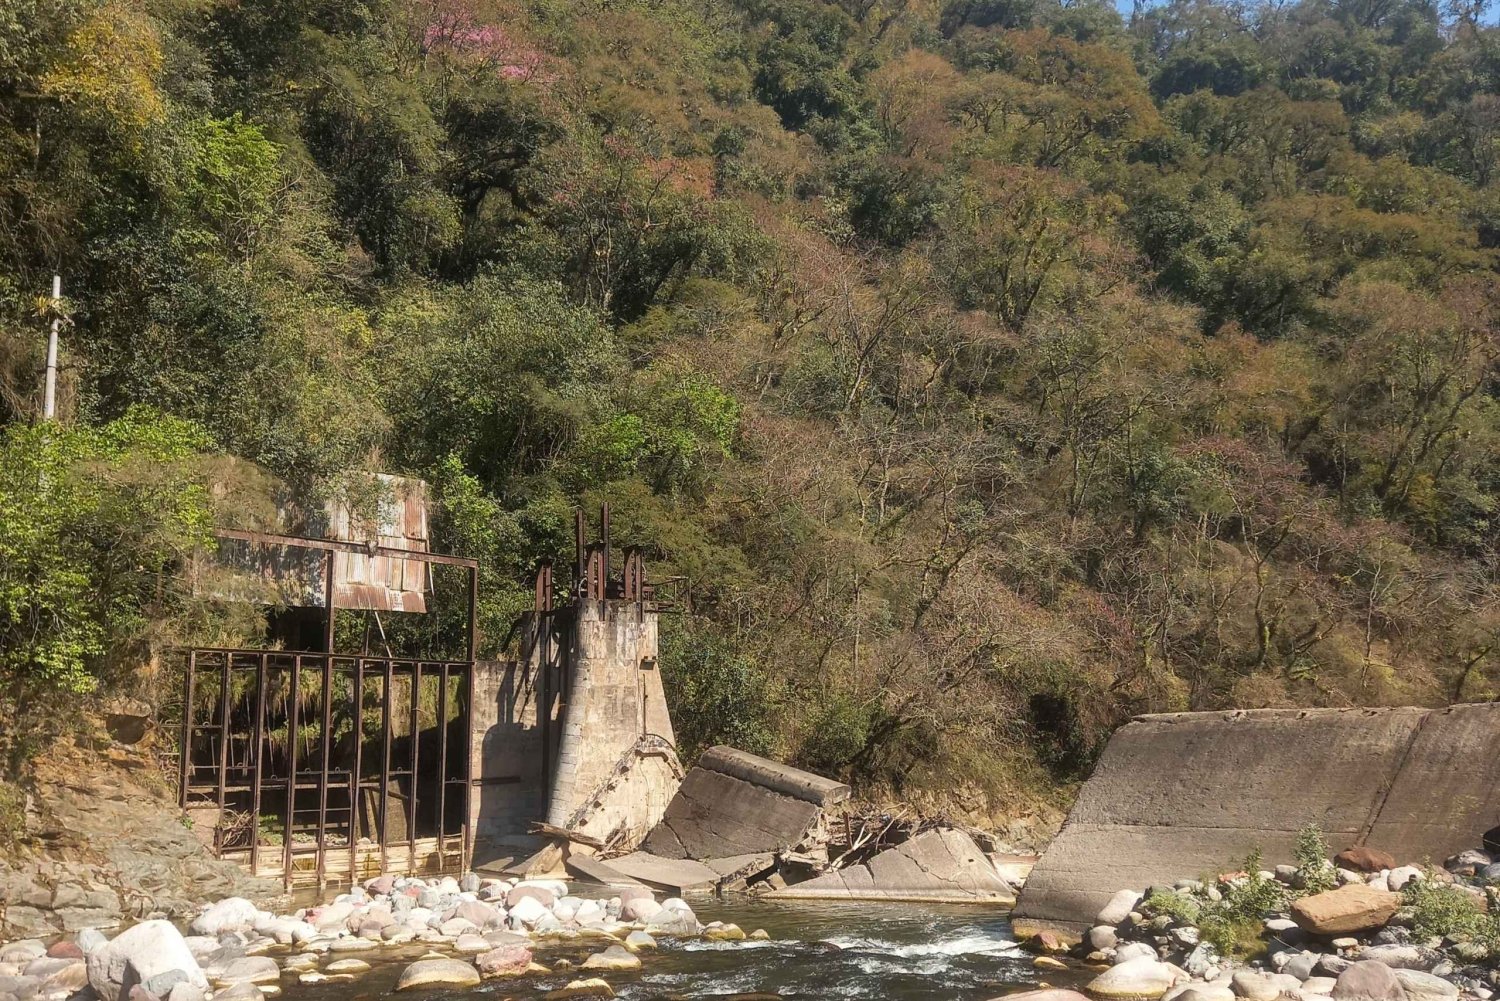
[{"x1": 528, "y1": 821, "x2": 607, "y2": 850}]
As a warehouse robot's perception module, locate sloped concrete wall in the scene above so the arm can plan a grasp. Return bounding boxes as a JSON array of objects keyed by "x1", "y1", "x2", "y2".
[{"x1": 1012, "y1": 705, "x2": 1500, "y2": 938}]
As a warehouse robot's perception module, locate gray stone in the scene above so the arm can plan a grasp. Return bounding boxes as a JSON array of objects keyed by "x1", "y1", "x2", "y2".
[
  {"x1": 1232, "y1": 971, "x2": 1288, "y2": 1001},
  {"x1": 211, "y1": 983, "x2": 266, "y2": 1001},
  {"x1": 459, "y1": 873, "x2": 480, "y2": 894},
  {"x1": 1116, "y1": 943, "x2": 1159, "y2": 964},
  {"x1": 1183, "y1": 943, "x2": 1221, "y2": 979},
  {"x1": 1359, "y1": 946, "x2": 1435, "y2": 971},
  {"x1": 476, "y1": 945, "x2": 530, "y2": 979},
  {"x1": 1391, "y1": 971, "x2": 1456, "y2": 1001},
  {"x1": 166, "y1": 983, "x2": 204, "y2": 1001},
  {"x1": 76, "y1": 929, "x2": 109, "y2": 956},
  {"x1": 1087, "y1": 956, "x2": 1180, "y2": 1000},
  {"x1": 1090, "y1": 926, "x2": 1121, "y2": 951},
  {"x1": 394, "y1": 959, "x2": 479, "y2": 991},
  {"x1": 87, "y1": 920, "x2": 208, "y2": 1001},
  {"x1": 1099, "y1": 890, "x2": 1146, "y2": 927},
  {"x1": 1332, "y1": 961, "x2": 1407, "y2": 1001},
  {"x1": 0, "y1": 947, "x2": 43, "y2": 967},
  {"x1": 1303, "y1": 980, "x2": 1338, "y2": 996},
  {"x1": 0, "y1": 977, "x2": 37, "y2": 1001},
  {"x1": 212, "y1": 957, "x2": 280, "y2": 986},
  {"x1": 1285, "y1": 952, "x2": 1322, "y2": 981}
]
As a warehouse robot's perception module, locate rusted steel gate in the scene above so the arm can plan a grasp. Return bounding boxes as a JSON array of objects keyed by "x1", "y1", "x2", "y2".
[{"x1": 178, "y1": 530, "x2": 478, "y2": 889}]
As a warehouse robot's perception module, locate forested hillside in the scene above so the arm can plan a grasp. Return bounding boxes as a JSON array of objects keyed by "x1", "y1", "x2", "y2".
[{"x1": 3, "y1": 0, "x2": 1499, "y2": 821}]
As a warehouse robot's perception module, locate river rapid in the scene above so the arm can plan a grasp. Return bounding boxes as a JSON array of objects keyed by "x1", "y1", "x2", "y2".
[{"x1": 295, "y1": 899, "x2": 1053, "y2": 1001}]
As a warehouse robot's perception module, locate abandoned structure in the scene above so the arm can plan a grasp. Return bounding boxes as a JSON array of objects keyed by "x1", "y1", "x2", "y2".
[
  {"x1": 178, "y1": 489, "x2": 1016, "y2": 904},
  {"x1": 178, "y1": 496, "x2": 671, "y2": 889}
]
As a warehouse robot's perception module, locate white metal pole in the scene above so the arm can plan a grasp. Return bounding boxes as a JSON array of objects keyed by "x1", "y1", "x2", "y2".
[{"x1": 43, "y1": 274, "x2": 59, "y2": 420}]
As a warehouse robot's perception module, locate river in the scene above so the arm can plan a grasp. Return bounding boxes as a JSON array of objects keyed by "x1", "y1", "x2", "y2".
[{"x1": 296, "y1": 899, "x2": 1054, "y2": 1000}]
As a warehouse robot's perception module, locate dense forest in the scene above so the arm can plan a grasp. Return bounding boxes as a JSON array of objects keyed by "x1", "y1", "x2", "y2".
[{"x1": 3, "y1": 0, "x2": 1499, "y2": 824}]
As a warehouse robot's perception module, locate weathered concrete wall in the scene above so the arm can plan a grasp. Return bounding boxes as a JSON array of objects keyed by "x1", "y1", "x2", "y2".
[
  {"x1": 544, "y1": 600, "x2": 677, "y2": 839},
  {"x1": 1012, "y1": 705, "x2": 1500, "y2": 938}
]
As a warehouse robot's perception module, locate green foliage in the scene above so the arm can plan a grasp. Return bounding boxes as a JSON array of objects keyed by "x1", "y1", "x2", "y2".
[
  {"x1": 1294, "y1": 824, "x2": 1338, "y2": 894},
  {"x1": 0, "y1": 408, "x2": 215, "y2": 769},
  {"x1": 6, "y1": 0, "x2": 1500, "y2": 819},
  {"x1": 1144, "y1": 887, "x2": 1203, "y2": 925},
  {"x1": 1405, "y1": 876, "x2": 1500, "y2": 958},
  {"x1": 660, "y1": 619, "x2": 781, "y2": 761},
  {"x1": 1198, "y1": 850, "x2": 1288, "y2": 959}
]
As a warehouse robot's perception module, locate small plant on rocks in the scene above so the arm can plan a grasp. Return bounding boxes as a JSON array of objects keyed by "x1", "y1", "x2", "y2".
[
  {"x1": 1143, "y1": 888, "x2": 1202, "y2": 926},
  {"x1": 1405, "y1": 874, "x2": 1500, "y2": 959},
  {"x1": 1198, "y1": 849, "x2": 1288, "y2": 959},
  {"x1": 1293, "y1": 823, "x2": 1337, "y2": 895}
]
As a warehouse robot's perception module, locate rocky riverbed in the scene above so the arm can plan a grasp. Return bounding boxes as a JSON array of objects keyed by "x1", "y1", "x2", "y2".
[
  {"x1": 1024, "y1": 833, "x2": 1500, "y2": 1001},
  {"x1": 0, "y1": 876, "x2": 1041, "y2": 1001}
]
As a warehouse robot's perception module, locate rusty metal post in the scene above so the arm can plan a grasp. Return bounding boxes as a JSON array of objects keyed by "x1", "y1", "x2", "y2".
[
  {"x1": 408, "y1": 662, "x2": 421, "y2": 873},
  {"x1": 349, "y1": 659, "x2": 363, "y2": 886},
  {"x1": 250, "y1": 653, "x2": 268, "y2": 872},
  {"x1": 179, "y1": 652, "x2": 195, "y2": 808},
  {"x1": 380, "y1": 659, "x2": 393, "y2": 876},
  {"x1": 574, "y1": 509, "x2": 586, "y2": 597},
  {"x1": 316, "y1": 655, "x2": 332, "y2": 888},
  {"x1": 460, "y1": 663, "x2": 473, "y2": 874},
  {"x1": 600, "y1": 502, "x2": 610, "y2": 586},
  {"x1": 323, "y1": 550, "x2": 337, "y2": 654},
  {"x1": 436, "y1": 663, "x2": 448, "y2": 866},
  {"x1": 217, "y1": 654, "x2": 231, "y2": 847},
  {"x1": 284, "y1": 654, "x2": 302, "y2": 888}
]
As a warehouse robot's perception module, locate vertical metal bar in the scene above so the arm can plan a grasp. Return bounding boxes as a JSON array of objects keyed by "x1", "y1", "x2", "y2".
[
  {"x1": 350, "y1": 659, "x2": 363, "y2": 887},
  {"x1": 323, "y1": 551, "x2": 337, "y2": 653},
  {"x1": 284, "y1": 654, "x2": 302, "y2": 889},
  {"x1": 317, "y1": 655, "x2": 332, "y2": 888},
  {"x1": 250, "y1": 653, "x2": 268, "y2": 874},
  {"x1": 467, "y1": 566, "x2": 478, "y2": 663},
  {"x1": 380, "y1": 659, "x2": 393, "y2": 876},
  {"x1": 600, "y1": 501, "x2": 610, "y2": 585},
  {"x1": 409, "y1": 662, "x2": 421, "y2": 874},
  {"x1": 179, "y1": 652, "x2": 195, "y2": 808},
  {"x1": 217, "y1": 654, "x2": 231, "y2": 823},
  {"x1": 461, "y1": 662, "x2": 474, "y2": 875},
  {"x1": 436, "y1": 664, "x2": 448, "y2": 867}
]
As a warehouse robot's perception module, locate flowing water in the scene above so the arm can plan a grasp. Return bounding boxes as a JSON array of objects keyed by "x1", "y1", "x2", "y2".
[{"x1": 298, "y1": 899, "x2": 1059, "y2": 1001}]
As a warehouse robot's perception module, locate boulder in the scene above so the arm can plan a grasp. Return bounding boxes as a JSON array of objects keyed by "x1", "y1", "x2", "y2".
[
  {"x1": 87, "y1": 920, "x2": 209, "y2": 1001},
  {"x1": 1167, "y1": 988, "x2": 1236, "y2": 1001},
  {"x1": 1099, "y1": 890, "x2": 1146, "y2": 927},
  {"x1": 212, "y1": 958, "x2": 280, "y2": 987},
  {"x1": 1292, "y1": 886, "x2": 1401, "y2": 936},
  {"x1": 1331, "y1": 961, "x2": 1407, "y2": 1001},
  {"x1": 1386, "y1": 867, "x2": 1421, "y2": 892},
  {"x1": 1303, "y1": 981, "x2": 1338, "y2": 997},
  {"x1": 476, "y1": 945, "x2": 531, "y2": 979},
  {"x1": 580, "y1": 946, "x2": 640, "y2": 972},
  {"x1": 620, "y1": 897, "x2": 661, "y2": 922},
  {"x1": 1090, "y1": 926, "x2": 1121, "y2": 951},
  {"x1": 1116, "y1": 943, "x2": 1159, "y2": 964},
  {"x1": 324, "y1": 960, "x2": 370, "y2": 974},
  {"x1": 507, "y1": 896, "x2": 549, "y2": 927},
  {"x1": 544, "y1": 979, "x2": 614, "y2": 1000},
  {"x1": 1334, "y1": 849, "x2": 1397, "y2": 874},
  {"x1": 1358, "y1": 946, "x2": 1435, "y2": 971},
  {"x1": 191, "y1": 900, "x2": 261, "y2": 937},
  {"x1": 984, "y1": 992, "x2": 1091, "y2": 1001},
  {"x1": 1231, "y1": 971, "x2": 1290, "y2": 1001},
  {"x1": 44, "y1": 943, "x2": 82, "y2": 962},
  {"x1": 38, "y1": 961, "x2": 87, "y2": 993},
  {"x1": 506, "y1": 886, "x2": 556, "y2": 910},
  {"x1": 453, "y1": 935, "x2": 489, "y2": 955},
  {"x1": 394, "y1": 959, "x2": 480, "y2": 991},
  {"x1": 213, "y1": 983, "x2": 267, "y2": 1001},
  {"x1": 623, "y1": 931, "x2": 656, "y2": 953},
  {"x1": 165, "y1": 983, "x2": 205, "y2": 1001},
  {"x1": 1390, "y1": 971, "x2": 1456, "y2": 1001},
  {"x1": 0, "y1": 947, "x2": 43, "y2": 967},
  {"x1": 1086, "y1": 956, "x2": 1181, "y2": 1000}
]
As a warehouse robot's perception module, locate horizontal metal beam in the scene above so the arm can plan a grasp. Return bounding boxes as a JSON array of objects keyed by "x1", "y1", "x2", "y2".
[{"x1": 214, "y1": 528, "x2": 479, "y2": 568}]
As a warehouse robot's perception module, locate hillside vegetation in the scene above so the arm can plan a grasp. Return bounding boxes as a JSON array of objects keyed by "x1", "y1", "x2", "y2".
[{"x1": 3, "y1": 0, "x2": 1499, "y2": 822}]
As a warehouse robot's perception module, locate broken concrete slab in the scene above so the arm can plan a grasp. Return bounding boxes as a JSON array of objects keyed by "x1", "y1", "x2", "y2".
[
  {"x1": 771, "y1": 828, "x2": 1016, "y2": 904},
  {"x1": 563, "y1": 854, "x2": 647, "y2": 889},
  {"x1": 640, "y1": 746, "x2": 851, "y2": 861},
  {"x1": 605, "y1": 853, "x2": 723, "y2": 895}
]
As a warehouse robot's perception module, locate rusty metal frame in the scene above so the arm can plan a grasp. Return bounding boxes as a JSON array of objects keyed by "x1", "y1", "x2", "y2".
[{"x1": 179, "y1": 530, "x2": 479, "y2": 889}]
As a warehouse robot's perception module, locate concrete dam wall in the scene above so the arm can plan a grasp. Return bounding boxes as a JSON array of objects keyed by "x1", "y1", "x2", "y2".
[{"x1": 1012, "y1": 704, "x2": 1500, "y2": 938}]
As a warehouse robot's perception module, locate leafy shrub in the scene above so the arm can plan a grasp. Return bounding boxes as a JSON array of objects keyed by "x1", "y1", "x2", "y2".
[
  {"x1": 1144, "y1": 888, "x2": 1202, "y2": 925},
  {"x1": 1199, "y1": 850, "x2": 1287, "y2": 958},
  {"x1": 660, "y1": 619, "x2": 781, "y2": 761},
  {"x1": 1405, "y1": 877, "x2": 1500, "y2": 958},
  {"x1": 1294, "y1": 824, "x2": 1338, "y2": 895}
]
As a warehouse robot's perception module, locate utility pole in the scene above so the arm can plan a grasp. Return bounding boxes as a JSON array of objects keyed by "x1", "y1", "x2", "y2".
[{"x1": 43, "y1": 274, "x2": 60, "y2": 420}]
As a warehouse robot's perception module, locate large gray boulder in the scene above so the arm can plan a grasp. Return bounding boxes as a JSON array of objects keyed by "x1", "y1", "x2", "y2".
[
  {"x1": 87, "y1": 921, "x2": 208, "y2": 1001},
  {"x1": 394, "y1": 959, "x2": 479, "y2": 991},
  {"x1": 1331, "y1": 961, "x2": 1407, "y2": 1001},
  {"x1": 1086, "y1": 956, "x2": 1181, "y2": 1000}
]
